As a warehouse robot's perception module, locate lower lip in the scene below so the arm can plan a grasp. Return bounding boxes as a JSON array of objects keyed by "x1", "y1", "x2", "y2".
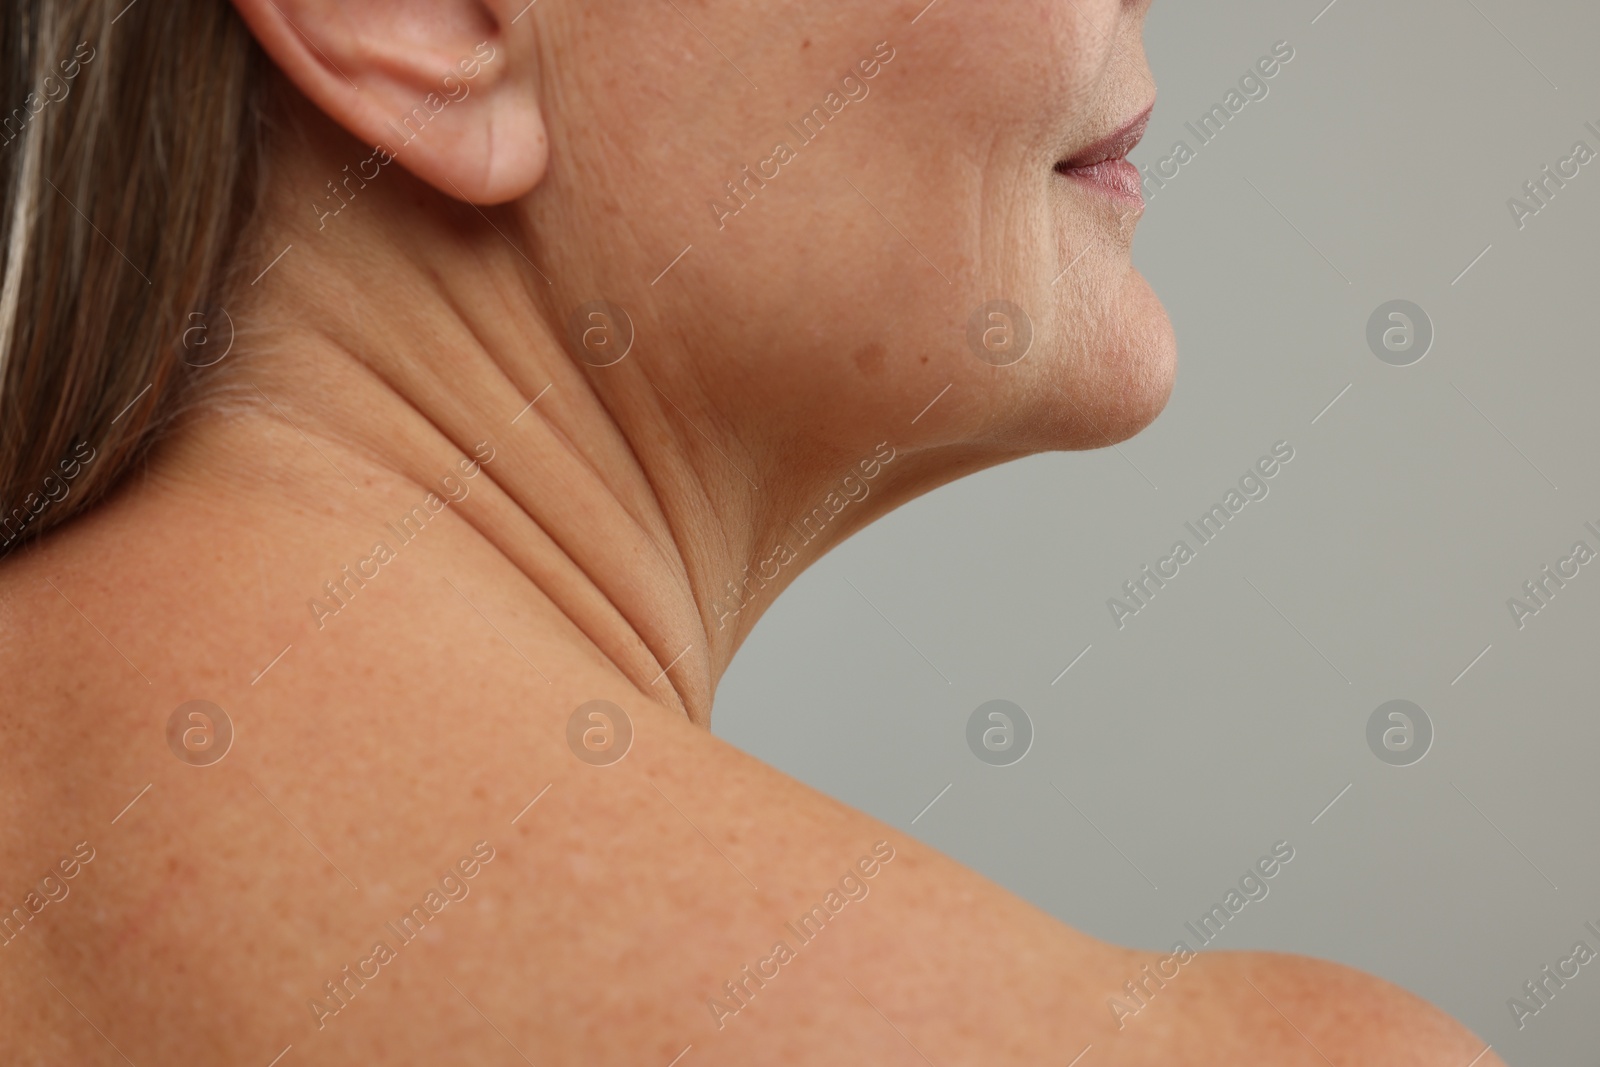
[{"x1": 1058, "y1": 159, "x2": 1145, "y2": 208}]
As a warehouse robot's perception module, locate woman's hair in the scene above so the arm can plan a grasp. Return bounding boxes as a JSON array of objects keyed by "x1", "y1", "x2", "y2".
[{"x1": 0, "y1": 0, "x2": 264, "y2": 556}]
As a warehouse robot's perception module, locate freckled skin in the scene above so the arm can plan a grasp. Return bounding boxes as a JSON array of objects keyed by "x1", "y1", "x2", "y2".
[
  {"x1": 850, "y1": 341, "x2": 887, "y2": 376},
  {"x1": 0, "y1": 0, "x2": 1497, "y2": 1064}
]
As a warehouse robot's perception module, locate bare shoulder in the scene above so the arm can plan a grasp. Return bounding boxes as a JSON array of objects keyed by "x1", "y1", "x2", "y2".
[
  {"x1": 0, "y1": 501, "x2": 1494, "y2": 1066},
  {"x1": 1103, "y1": 947, "x2": 1500, "y2": 1066}
]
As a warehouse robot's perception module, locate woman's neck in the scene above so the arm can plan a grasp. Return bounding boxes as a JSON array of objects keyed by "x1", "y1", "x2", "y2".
[
  {"x1": 136, "y1": 146, "x2": 732, "y2": 722},
  {"x1": 114, "y1": 95, "x2": 960, "y2": 725}
]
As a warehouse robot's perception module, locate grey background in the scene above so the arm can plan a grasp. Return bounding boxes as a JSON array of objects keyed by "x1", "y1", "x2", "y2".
[{"x1": 713, "y1": 1, "x2": 1600, "y2": 1062}]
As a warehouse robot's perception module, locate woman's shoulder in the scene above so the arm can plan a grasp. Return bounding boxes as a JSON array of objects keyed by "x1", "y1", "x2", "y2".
[{"x1": 0, "y1": 497, "x2": 1495, "y2": 1067}]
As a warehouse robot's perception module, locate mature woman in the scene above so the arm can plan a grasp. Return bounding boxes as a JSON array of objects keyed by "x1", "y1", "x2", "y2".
[{"x1": 0, "y1": 1, "x2": 1497, "y2": 1063}]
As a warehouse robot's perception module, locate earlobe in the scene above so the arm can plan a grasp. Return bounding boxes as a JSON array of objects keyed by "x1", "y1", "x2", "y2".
[
  {"x1": 228, "y1": 0, "x2": 548, "y2": 204},
  {"x1": 457, "y1": 56, "x2": 548, "y2": 204}
]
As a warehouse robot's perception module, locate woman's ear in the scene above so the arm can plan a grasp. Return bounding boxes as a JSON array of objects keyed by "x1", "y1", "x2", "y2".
[{"x1": 229, "y1": 0, "x2": 547, "y2": 204}]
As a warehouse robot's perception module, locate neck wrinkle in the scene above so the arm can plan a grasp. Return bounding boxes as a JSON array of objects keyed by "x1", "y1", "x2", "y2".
[
  {"x1": 197, "y1": 248, "x2": 722, "y2": 728},
  {"x1": 185, "y1": 99, "x2": 760, "y2": 725}
]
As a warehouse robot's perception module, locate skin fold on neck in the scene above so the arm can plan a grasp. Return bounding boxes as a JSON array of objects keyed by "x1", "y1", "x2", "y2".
[{"x1": 125, "y1": 95, "x2": 955, "y2": 730}]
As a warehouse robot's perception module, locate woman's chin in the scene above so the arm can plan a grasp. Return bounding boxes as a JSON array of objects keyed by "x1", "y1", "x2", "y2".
[
  {"x1": 1001, "y1": 278, "x2": 1177, "y2": 453},
  {"x1": 1092, "y1": 288, "x2": 1179, "y2": 446}
]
